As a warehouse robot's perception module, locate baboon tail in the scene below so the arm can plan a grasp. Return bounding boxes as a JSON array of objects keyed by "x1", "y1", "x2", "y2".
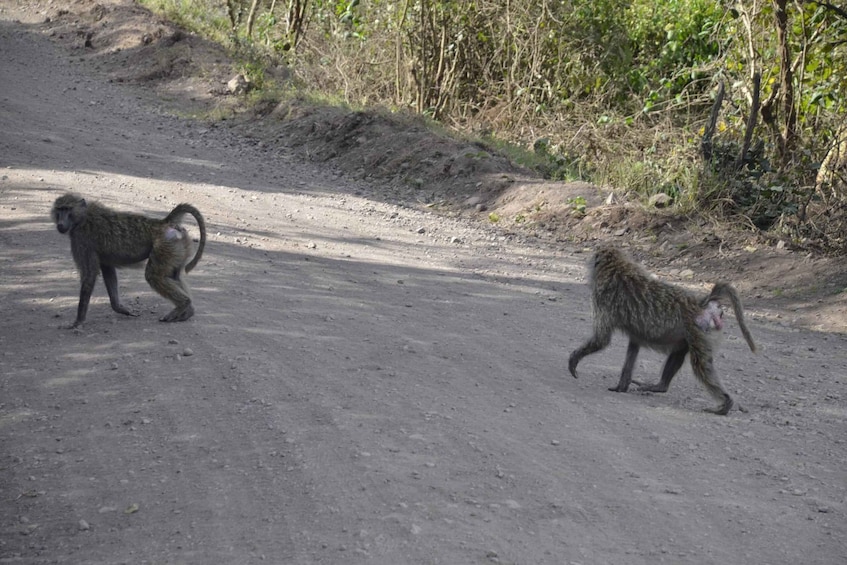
[
  {"x1": 706, "y1": 282, "x2": 758, "y2": 353},
  {"x1": 165, "y1": 204, "x2": 206, "y2": 272}
]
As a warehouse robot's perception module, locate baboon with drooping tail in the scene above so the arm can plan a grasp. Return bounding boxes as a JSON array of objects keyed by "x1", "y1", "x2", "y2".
[{"x1": 568, "y1": 245, "x2": 757, "y2": 415}]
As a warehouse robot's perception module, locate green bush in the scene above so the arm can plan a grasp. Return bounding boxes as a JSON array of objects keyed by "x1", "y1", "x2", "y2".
[{"x1": 139, "y1": 0, "x2": 847, "y2": 244}]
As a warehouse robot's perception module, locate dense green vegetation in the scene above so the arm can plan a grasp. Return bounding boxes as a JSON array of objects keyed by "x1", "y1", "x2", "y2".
[{"x1": 142, "y1": 0, "x2": 847, "y2": 249}]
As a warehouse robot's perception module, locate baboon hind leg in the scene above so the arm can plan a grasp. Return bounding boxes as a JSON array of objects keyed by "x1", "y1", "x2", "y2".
[
  {"x1": 161, "y1": 272, "x2": 194, "y2": 322},
  {"x1": 145, "y1": 241, "x2": 194, "y2": 323},
  {"x1": 146, "y1": 262, "x2": 194, "y2": 322},
  {"x1": 689, "y1": 347, "x2": 734, "y2": 415},
  {"x1": 636, "y1": 345, "x2": 688, "y2": 393},
  {"x1": 100, "y1": 264, "x2": 138, "y2": 317}
]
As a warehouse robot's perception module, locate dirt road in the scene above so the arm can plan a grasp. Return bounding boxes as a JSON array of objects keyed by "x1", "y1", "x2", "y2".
[{"x1": 1, "y1": 12, "x2": 845, "y2": 565}]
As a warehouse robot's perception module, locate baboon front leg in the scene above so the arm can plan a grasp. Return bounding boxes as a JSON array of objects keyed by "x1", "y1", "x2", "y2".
[
  {"x1": 568, "y1": 329, "x2": 612, "y2": 378},
  {"x1": 100, "y1": 265, "x2": 138, "y2": 317},
  {"x1": 610, "y1": 340, "x2": 640, "y2": 392},
  {"x1": 636, "y1": 346, "x2": 688, "y2": 393},
  {"x1": 70, "y1": 277, "x2": 95, "y2": 328},
  {"x1": 67, "y1": 257, "x2": 99, "y2": 329}
]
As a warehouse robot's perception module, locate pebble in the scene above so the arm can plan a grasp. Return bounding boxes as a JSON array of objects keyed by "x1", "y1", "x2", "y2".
[{"x1": 78, "y1": 519, "x2": 90, "y2": 531}]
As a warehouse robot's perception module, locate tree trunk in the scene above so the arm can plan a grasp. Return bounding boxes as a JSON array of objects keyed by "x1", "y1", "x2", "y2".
[
  {"x1": 701, "y1": 81, "x2": 724, "y2": 162},
  {"x1": 735, "y1": 72, "x2": 761, "y2": 169},
  {"x1": 226, "y1": 0, "x2": 240, "y2": 30},
  {"x1": 286, "y1": 0, "x2": 309, "y2": 49},
  {"x1": 773, "y1": 0, "x2": 796, "y2": 166},
  {"x1": 246, "y1": 0, "x2": 263, "y2": 36}
]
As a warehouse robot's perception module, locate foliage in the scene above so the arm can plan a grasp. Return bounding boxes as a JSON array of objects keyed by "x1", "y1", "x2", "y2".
[
  {"x1": 140, "y1": 0, "x2": 847, "y2": 249},
  {"x1": 567, "y1": 196, "x2": 588, "y2": 217}
]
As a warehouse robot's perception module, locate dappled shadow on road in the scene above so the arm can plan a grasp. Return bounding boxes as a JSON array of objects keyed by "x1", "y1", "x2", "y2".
[
  {"x1": 0, "y1": 16, "x2": 523, "y2": 211},
  {"x1": 0, "y1": 19, "x2": 329, "y2": 197},
  {"x1": 1, "y1": 184, "x2": 581, "y2": 349}
]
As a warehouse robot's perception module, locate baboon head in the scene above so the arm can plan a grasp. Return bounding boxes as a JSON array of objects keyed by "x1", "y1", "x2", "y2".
[{"x1": 51, "y1": 193, "x2": 87, "y2": 234}]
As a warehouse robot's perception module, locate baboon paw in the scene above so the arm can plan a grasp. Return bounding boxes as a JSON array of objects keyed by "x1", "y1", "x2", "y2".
[
  {"x1": 635, "y1": 383, "x2": 668, "y2": 394},
  {"x1": 717, "y1": 400, "x2": 748, "y2": 414},
  {"x1": 704, "y1": 403, "x2": 732, "y2": 416},
  {"x1": 115, "y1": 307, "x2": 139, "y2": 317},
  {"x1": 704, "y1": 394, "x2": 736, "y2": 416},
  {"x1": 160, "y1": 313, "x2": 190, "y2": 322},
  {"x1": 160, "y1": 305, "x2": 194, "y2": 322},
  {"x1": 160, "y1": 314, "x2": 185, "y2": 322}
]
